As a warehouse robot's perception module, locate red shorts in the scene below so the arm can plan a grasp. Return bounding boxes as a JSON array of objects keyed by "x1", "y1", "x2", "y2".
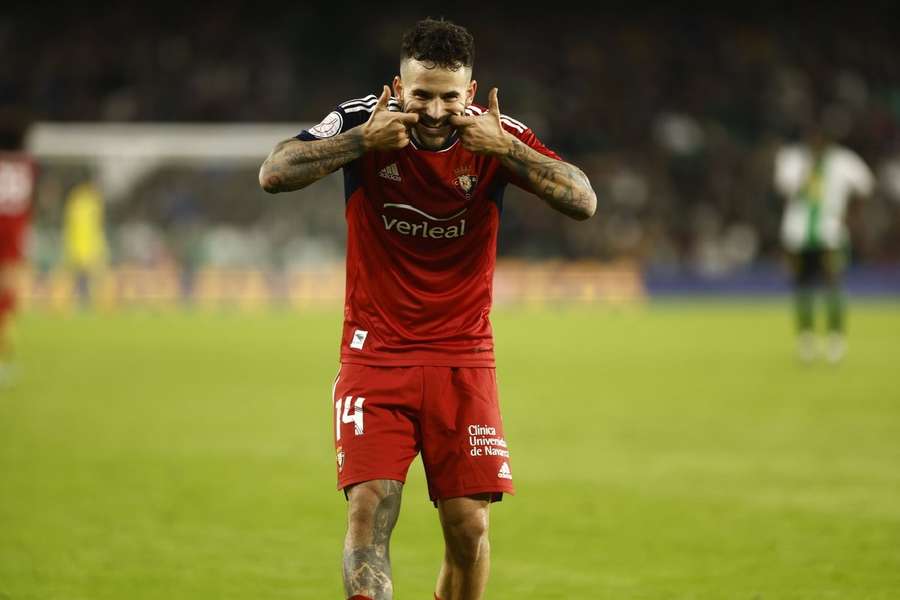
[
  {"x1": 331, "y1": 364, "x2": 515, "y2": 502},
  {"x1": 0, "y1": 219, "x2": 26, "y2": 265}
]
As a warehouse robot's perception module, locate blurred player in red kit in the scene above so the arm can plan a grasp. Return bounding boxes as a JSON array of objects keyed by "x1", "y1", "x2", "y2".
[
  {"x1": 260, "y1": 18, "x2": 596, "y2": 600},
  {"x1": 0, "y1": 115, "x2": 36, "y2": 382}
]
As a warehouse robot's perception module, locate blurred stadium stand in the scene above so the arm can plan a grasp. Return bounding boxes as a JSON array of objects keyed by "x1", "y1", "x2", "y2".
[{"x1": 2, "y1": 3, "x2": 899, "y2": 305}]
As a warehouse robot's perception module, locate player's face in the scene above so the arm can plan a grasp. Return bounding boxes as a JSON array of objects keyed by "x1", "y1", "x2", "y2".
[{"x1": 394, "y1": 59, "x2": 476, "y2": 150}]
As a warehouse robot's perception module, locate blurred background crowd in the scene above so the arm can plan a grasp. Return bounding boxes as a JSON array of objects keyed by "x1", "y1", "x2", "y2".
[{"x1": 2, "y1": 2, "x2": 899, "y2": 286}]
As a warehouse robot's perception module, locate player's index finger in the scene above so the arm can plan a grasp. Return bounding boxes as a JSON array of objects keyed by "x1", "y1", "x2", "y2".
[
  {"x1": 395, "y1": 112, "x2": 419, "y2": 123},
  {"x1": 447, "y1": 114, "x2": 473, "y2": 127}
]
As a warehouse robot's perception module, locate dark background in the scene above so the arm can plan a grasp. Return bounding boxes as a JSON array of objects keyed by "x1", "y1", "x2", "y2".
[{"x1": 3, "y1": 1, "x2": 899, "y2": 274}]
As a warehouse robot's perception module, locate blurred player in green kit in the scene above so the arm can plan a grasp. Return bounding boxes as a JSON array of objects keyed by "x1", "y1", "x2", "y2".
[{"x1": 774, "y1": 116, "x2": 874, "y2": 363}]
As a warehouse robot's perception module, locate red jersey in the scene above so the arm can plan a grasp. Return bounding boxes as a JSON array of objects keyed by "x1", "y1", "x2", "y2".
[
  {"x1": 297, "y1": 96, "x2": 560, "y2": 367},
  {"x1": 0, "y1": 152, "x2": 36, "y2": 264}
]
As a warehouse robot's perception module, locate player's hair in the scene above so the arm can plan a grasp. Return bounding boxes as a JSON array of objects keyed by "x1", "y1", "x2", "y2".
[{"x1": 400, "y1": 18, "x2": 474, "y2": 71}]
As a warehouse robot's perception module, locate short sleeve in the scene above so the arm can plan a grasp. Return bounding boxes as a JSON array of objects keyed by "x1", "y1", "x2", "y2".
[
  {"x1": 492, "y1": 111, "x2": 562, "y2": 192},
  {"x1": 842, "y1": 149, "x2": 875, "y2": 198},
  {"x1": 295, "y1": 94, "x2": 402, "y2": 141},
  {"x1": 774, "y1": 146, "x2": 806, "y2": 197}
]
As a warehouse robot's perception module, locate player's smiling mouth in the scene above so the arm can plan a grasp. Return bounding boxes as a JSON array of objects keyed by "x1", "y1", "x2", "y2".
[{"x1": 418, "y1": 121, "x2": 448, "y2": 133}]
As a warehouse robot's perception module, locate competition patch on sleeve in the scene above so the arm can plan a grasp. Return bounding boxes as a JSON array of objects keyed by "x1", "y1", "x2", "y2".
[{"x1": 307, "y1": 111, "x2": 343, "y2": 138}]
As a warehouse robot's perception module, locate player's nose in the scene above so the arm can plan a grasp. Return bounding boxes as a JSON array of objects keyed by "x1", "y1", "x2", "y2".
[{"x1": 425, "y1": 99, "x2": 444, "y2": 123}]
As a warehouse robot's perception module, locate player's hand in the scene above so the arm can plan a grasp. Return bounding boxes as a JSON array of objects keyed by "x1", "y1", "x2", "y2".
[
  {"x1": 361, "y1": 85, "x2": 419, "y2": 151},
  {"x1": 448, "y1": 88, "x2": 514, "y2": 156}
]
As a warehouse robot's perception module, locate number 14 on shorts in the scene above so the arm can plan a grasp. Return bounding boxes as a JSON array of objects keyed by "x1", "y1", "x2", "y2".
[{"x1": 335, "y1": 396, "x2": 365, "y2": 440}]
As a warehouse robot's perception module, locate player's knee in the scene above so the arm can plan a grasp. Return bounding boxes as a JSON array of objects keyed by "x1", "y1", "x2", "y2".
[
  {"x1": 345, "y1": 480, "x2": 402, "y2": 545},
  {"x1": 442, "y1": 507, "x2": 489, "y2": 566},
  {"x1": 346, "y1": 484, "x2": 381, "y2": 529}
]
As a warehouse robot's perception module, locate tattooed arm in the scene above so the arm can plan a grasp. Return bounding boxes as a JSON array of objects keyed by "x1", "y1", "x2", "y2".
[
  {"x1": 449, "y1": 87, "x2": 597, "y2": 221},
  {"x1": 499, "y1": 137, "x2": 597, "y2": 221},
  {"x1": 258, "y1": 130, "x2": 365, "y2": 193},
  {"x1": 259, "y1": 85, "x2": 418, "y2": 194}
]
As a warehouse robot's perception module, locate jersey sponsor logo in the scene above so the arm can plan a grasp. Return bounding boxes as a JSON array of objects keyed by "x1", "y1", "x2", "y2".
[
  {"x1": 468, "y1": 424, "x2": 509, "y2": 458},
  {"x1": 382, "y1": 215, "x2": 467, "y2": 239},
  {"x1": 378, "y1": 163, "x2": 401, "y2": 182},
  {"x1": 350, "y1": 329, "x2": 368, "y2": 350},
  {"x1": 498, "y1": 461, "x2": 512, "y2": 480},
  {"x1": 382, "y1": 203, "x2": 468, "y2": 240},
  {"x1": 307, "y1": 111, "x2": 343, "y2": 138}
]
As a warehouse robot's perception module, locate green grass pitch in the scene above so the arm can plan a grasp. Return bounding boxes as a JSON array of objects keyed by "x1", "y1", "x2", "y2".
[{"x1": 1, "y1": 301, "x2": 899, "y2": 599}]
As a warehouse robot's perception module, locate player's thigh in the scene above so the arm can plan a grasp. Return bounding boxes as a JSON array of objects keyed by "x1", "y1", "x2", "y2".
[
  {"x1": 332, "y1": 364, "x2": 422, "y2": 490},
  {"x1": 822, "y1": 248, "x2": 847, "y2": 284},
  {"x1": 437, "y1": 494, "x2": 492, "y2": 529},
  {"x1": 437, "y1": 494, "x2": 493, "y2": 557},
  {"x1": 421, "y1": 367, "x2": 514, "y2": 502},
  {"x1": 792, "y1": 250, "x2": 821, "y2": 287}
]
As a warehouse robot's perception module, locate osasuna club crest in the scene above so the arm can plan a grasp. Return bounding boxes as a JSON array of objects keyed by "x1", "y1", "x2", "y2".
[{"x1": 453, "y1": 169, "x2": 478, "y2": 199}]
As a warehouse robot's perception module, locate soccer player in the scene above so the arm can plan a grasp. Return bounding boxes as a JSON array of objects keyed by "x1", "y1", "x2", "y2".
[
  {"x1": 259, "y1": 18, "x2": 596, "y2": 600},
  {"x1": 775, "y1": 117, "x2": 874, "y2": 363},
  {"x1": 62, "y1": 179, "x2": 108, "y2": 308},
  {"x1": 0, "y1": 123, "x2": 37, "y2": 382}
]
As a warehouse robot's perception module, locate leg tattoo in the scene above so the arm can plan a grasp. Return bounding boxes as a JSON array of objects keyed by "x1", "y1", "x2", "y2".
[{"x1": 343, "y1": 480, "x2": 403, "y2": 600}]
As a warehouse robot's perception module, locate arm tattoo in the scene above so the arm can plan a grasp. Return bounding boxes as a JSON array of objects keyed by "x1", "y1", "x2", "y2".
[
  {"x1": 259, "y1": 128, "x2": 365, "y2": 193},
  {"x1": 343, "y1": 480, "x2": 403, "y2": 600},
  {"x1": 501, "y1": 137, "x2": 597, "y2": 220}
]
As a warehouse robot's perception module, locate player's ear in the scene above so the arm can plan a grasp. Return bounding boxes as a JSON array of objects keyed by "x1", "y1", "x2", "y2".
[
  {"x1": 392, "y1": 75, "x2": 402, "y2": 101},
  {"x1": 467, "y1": 80, "x2": 477, "y2": 106}
]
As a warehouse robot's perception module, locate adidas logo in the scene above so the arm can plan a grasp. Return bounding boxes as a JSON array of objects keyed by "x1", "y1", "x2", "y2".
[
  {"x1": 378, "y1": 163, "x2": 401, "y2": 182},
  {"x1": 497, "y1": 461, "x2": 512, "y2": 480}
]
